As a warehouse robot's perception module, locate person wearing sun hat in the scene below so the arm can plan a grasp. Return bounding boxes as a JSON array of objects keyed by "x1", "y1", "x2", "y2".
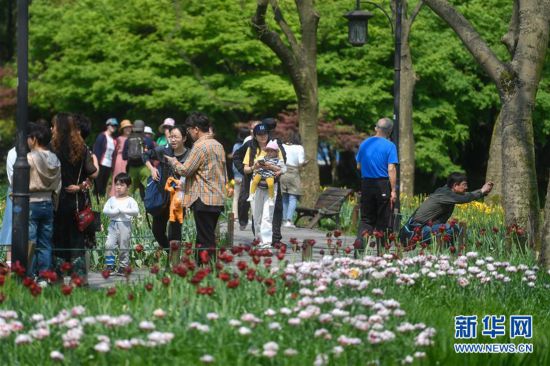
[
  {"x1": 157, "y1": 118, "x2": 175, "y2": 147},
  {"x1": 144, "y1": 126, "x2": 156, "y2": 141},
  {"x1": 109, "y1": 119, "x2": 133, "y2": 196},
  {"x1": 92, "y1": 117, "x2": 119, "y2": 196}
]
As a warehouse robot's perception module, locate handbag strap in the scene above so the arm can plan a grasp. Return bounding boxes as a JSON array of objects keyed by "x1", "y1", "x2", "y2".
[{"x1": 75, "y1": 155, "x2": 85, "y2": 211}]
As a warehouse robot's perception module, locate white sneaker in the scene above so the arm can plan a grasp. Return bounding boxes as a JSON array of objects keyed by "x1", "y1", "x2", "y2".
[
  {"x1": 283, "y1": 221, "x2": 295, "y2": 228},
  {"x1": 267, "y1": 198, "x2": 275, "y2": 206},
  {"x1": 247, "y1": 194, "x2": 255, "y2": 202},
  {"x1": 258, "y1": 243, "x2": 272, "y2": 249},
  {"x1": 37, "y1": 279, "x2": 48, "y2": 288}
]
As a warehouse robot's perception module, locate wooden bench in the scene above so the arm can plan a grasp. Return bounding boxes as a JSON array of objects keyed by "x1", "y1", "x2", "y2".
[{"x1": 294, "y1": 187, "x2": 354, "y2": 229}]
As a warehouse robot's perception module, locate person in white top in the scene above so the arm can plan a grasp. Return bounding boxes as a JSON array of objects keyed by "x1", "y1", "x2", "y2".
[
  {"x1": 93, "y1": 118, "x2": 118, "y2": 196},
  {"x1": 280, "y1": 132, "x2": 305, "y2": 227},
  {"x1": 0, "y1": 147, "x2": 16, "y2": 259},
  {"x1": 102, "y1": 172, "x2": 139, "y2": 275}
]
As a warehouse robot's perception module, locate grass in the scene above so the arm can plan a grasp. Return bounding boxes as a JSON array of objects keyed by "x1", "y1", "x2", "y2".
[{"x1": 1, "y1": 186, "x2": 550, "y2": 365}]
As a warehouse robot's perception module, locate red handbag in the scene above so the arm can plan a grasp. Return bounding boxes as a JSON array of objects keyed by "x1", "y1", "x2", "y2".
[
  {"x1": 74, "y1": 159, "x2": 95, "y2": 232},
  {"x1": 75, "y1": 204, "x2": 95, "y2": 232}
]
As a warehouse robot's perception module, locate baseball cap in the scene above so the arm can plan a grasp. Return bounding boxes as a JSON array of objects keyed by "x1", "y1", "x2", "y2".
[
  {"x1": 253, "y1": 123, "x2": 268, "y2": 135},
  {"x1": 106, "y1": 118, "x2": 119, "y2": 126}
]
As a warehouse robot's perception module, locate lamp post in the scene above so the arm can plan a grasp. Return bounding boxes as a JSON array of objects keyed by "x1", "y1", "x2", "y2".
[
  {"x1": 12, "y1": 0, "x2": 30, "y2": 270},
  {"x1": 345, "y1": 0, "x2": 402, "y2": 231}
]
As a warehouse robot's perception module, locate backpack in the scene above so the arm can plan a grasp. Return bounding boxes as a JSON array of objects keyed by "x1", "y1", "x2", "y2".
[
  {"x1": 127, "y1": 135, "x2": 144, "y2": 165},
  {"x1": 144, "y1": 174, "x2": 168, "y2": 216}
]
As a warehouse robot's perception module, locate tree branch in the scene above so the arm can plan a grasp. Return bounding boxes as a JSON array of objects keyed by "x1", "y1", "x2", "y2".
[
  {"x1": 251, "y1": 0, "x2": 296, "y2": 70},
  {"x1": 501, "y1": 0, "x2": 519, "y2": 57},
  {"x1": 296, "y1": 0, "x2": 320, "y2": 58},
  {"x1": 409, "y1": 0, "x2": 424, "y2": 25},
  {"x1": 423, "y1": 0, "x2": 508, "y2": 89},
  {"x1": 270, "y1": 0, "x2": 302, "y2": 56}
]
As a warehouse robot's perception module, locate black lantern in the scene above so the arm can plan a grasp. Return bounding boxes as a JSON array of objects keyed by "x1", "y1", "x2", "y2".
[{"x1": 344, "y1": 9, "x2": 373, "y2": 46}]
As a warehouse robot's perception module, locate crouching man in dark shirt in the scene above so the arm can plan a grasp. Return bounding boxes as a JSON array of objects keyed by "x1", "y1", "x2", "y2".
[{"x1": 402, "y1": 172, "x2": 493, "y2": 245}]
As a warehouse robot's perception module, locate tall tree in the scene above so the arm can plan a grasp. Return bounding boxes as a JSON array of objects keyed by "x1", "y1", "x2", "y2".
[
  {"x1": 396, "y1": 0, "x2": 424, "y2": 197},
  {"x1": 251, "y1": 0, "x2": 320, "y2": 207},
  {"x1": 423, "y1": 0, "x2": 550, "y2": 248}
]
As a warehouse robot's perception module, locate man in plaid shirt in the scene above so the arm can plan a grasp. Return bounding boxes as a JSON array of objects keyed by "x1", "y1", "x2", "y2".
[{"x1": 166, "y1": 112, "x2": 226, "y2": 263}]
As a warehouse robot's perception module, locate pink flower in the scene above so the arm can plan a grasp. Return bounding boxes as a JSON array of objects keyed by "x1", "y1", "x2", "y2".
[{"x1": 50, "y1": 351, "x2": 65, "y2": 361}]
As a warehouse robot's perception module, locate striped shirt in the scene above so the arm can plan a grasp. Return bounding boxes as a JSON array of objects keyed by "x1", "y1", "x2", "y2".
[{"x1": 174, "y1": 135, "x2": 226, "y2": 208}]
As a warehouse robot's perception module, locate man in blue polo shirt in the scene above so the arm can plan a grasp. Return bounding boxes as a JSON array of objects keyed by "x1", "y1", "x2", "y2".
[{"x1": 356, "y1": 117, "x2": 399, "y2": 247}]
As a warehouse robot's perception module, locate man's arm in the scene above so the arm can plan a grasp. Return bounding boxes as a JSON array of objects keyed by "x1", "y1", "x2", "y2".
[
  {"x1": 173, "y1": 145, "x2": 203, "y2": 177},
  {"x1": 388, "y1": 163, "x2": 397, "y2": 204}
]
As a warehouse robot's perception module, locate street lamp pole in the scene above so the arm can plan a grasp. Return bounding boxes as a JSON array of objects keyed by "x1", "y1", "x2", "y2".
[
  {"x1": 392, "y1": 0, "x2": 402, "y2": 228},
  {"x1": 345, "y1": 0, "x2": 402, "y2": 230},
  {"x1": 12, "y1": 0, "x2": 30, "y2": 270}
]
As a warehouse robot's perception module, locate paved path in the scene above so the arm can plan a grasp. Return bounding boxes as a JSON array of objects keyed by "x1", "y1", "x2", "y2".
[{"x1": 88, "y1": 222, "x2": 358, "y2": 288}]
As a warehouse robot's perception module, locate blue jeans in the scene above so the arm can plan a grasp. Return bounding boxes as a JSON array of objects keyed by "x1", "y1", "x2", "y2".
[
  {"x1": 282, "y1": 193, "x2": 299, "y2": 222},
  {"x1": 28, "y1": 201, "x2": 54, "y2": 277},
  {"x1": 421, "y1": 223, "x2": 460, "y2": 243}
]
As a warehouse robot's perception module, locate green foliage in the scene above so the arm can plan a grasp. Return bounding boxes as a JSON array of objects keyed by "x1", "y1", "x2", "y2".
[{"x1": 21, "y1": 0, "x2": 550, "y2": 182}]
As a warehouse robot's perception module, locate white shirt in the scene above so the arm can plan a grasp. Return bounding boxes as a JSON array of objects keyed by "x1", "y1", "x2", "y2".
[
  {"x1": 6, "y1": 147, "x2": 16, "y2": 186},
  {"x1": 102, "y1": 196, "x2": 139, "y2": 222},
  {"x1": 101, "y1": 135, "x2": 115, "y2": 168},
  {"x1": 283, "y1": 144, "x2": 305, "y2": 167}
]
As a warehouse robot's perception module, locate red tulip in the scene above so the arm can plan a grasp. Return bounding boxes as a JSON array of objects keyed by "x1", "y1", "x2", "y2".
[
  {"x1": 333, "y1": 229, "x2": 342, "y2": 238},
  {"x1": 199, "y1": 251, "x2": 210, "y2": 264},
  {"x1": 101, "y1": 270, "x2": 110, "y2": 279},
  {"x1": 135, "y1": 244, "x2": 144, "y2": 253},
  {"x1": 267, "y1": 286, "x2": 276, "y2": 296},
  {"x1": 23, "y1": 277, "x2": 34, "y2": 287},
  {"x1": 72, "y1": 276, "x2": 83, "y2": 287},
  {"x1": 150, "y1": 265, "x2": 160, "y2": 274},
  {"x1": 449, "y1": 245, "x2": 456, "y2": 254},
  {"x1": 0, "y1": 292, "x2": 5, "y2": 303},
  {"x1": 128, "y1": 293, "x2": 135, "y2": 301},
  {"x1": 61, "y1": 284, "x2": 73, "y2": 296},
  {"x1": 227, "y1": 278, "x2": 240, "y2": 289},
  {"x1": 161, "y1": 277, "x2": 171, "y2": 286},
  {"x1": 61, "y1": 262, "x2": 72, "y2": 273},
  {"x1": 344, "y1": 247, "x2": 351, "y2": 254},
  {"x1": 218, "y1": 272, "x2": 230, "y2": 282},
  {"x1": 237, "y1": 261, "x2": 247, "y2": 271}
]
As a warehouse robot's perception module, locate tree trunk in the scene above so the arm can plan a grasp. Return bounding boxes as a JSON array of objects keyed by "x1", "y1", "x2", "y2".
[
  {"x1": 500, "y1": 91, "x2": 540, "y2": 247},
  {"x1": 252, "y1": 0, "x2": 320, "y2": 207},
  {"x1": 485, "y1": 112, "x2": 502, "y2": 201},
  {"x1": 540, "y1": 178, "x2": 550, "y2": 268},
  {"x1": 298, "y1": 93, "x2": 320, "y2": 208},
  {"x1": 423, "y1": 0, "x2": 550, "y2": 249},
  {"x1": 399, "y1": 11, "x2": 417, "y2": 198}
]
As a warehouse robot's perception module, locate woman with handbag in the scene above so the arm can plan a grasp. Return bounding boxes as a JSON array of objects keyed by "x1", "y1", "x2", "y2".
[
  {"x1": 144, "y1": 125, "x2": 190, "y2": 252},
  {"x1": 51, "y1": 113, "x2": 98, "y2": 284}
]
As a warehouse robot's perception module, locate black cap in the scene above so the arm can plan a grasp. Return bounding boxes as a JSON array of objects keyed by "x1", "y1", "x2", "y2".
[
  {"x1": 261, "y1": 117, "x2": 277, "y2": 131},
  {"x1": 253, "y1": 123, "x2": 268, "y2": 135}
]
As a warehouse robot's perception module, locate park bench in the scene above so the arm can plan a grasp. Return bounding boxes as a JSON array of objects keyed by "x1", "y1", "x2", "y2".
[{"x1": 294, "y1": 187, "x2": 354, "y2": 229}]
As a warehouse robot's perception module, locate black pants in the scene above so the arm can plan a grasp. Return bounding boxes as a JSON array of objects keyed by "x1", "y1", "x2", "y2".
[
  {"x1": 272, "y1": 183, "x2": 283, "y2": 243},
  {"x1": 193, "y1": 199, "x2": 222, "y2": 262},
  {"x1": 94, "y1": 165, "x2": 111, "y2": 196},
  {"x1": 237, "y1": 175, "x2": 251, "y2": 227},
  {"x1": 152, "y1": 205, "x2": 182, "y2": 250},
  {"x1": 357, "y1": 178, "x2": 392, "y2": 241}
]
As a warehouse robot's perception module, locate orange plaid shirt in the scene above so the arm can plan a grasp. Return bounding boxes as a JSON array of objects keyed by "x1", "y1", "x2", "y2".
[{"x1": 174, "y1": 135, "x2": 227, "y2": 208}]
